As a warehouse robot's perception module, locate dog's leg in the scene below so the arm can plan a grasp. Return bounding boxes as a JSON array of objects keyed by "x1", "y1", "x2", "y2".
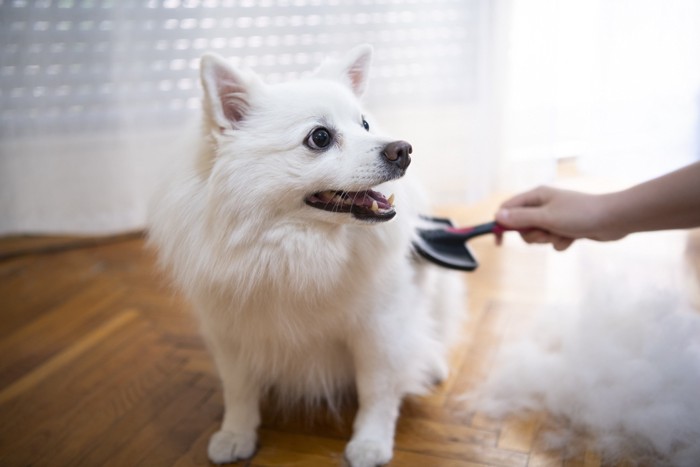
[
  {"x1": 345, "y1": 344, "x2": 404, "y2": 467},
  {"x1": 345, "y1": 384, "x2": 401, "y2": 467},
  {"x1": 207, "y1": 352, "x2": 261, "y2": 464}
]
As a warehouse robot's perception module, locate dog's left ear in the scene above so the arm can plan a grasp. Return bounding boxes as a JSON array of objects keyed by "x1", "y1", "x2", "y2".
[
  {"x1": 315, "y1": 44, "x2": 373, "y2": 97},
  {"x1": 200, "y1": 53, "x2": 259, "y2": 132}
]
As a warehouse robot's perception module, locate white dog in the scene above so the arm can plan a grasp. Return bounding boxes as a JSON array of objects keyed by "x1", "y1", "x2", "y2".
[{"x1": 148, "y1": 45, "x2": 463, "y2": 467}]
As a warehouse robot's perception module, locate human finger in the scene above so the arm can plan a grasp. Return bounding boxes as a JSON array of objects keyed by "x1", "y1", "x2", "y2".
[
  {"x1": 499, "y1": 186, "x2": 551, "y2": 210},
  {"x1": 521, "y1": 229, "x2": 553, "y2": 244},
  {"x1": 496, "y1": 206, "x2": 547, "y2": 231},
  {"x1": 552, "y1": 236, "x2": 574, "y2": 251},
  {"x1": 494, "y1": 231, "x2": 504, "y2": 246}
]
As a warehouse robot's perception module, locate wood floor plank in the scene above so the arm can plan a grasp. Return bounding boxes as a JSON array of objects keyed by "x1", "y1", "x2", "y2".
[
  {"x1": 497, "y1": 416, "x2": 541, "y2": 453},
  {"x1": 446, "y1": 301, "x2": 512, "y2": 398},
  {"x1": 392, "y1": 450, "x2": 492, "y2": 467},
  {"x1": 182, "y1": 349, "x2": 217, "y2": 375},
  {"x1": 0, "y1": 309, "x2": 139, "y2": 405},
  {"x1": 133, "y1": 386, "x2": 220, "y2": 467},
  {"x1": 75, "y1": 373, "x2": 205, "y2": 467},
  {"x1": 166, "y1": 389, "x2": 225, "y2": 467},
  {"x1": 1, "y1": 343, "x2": 186, "y2": 465},
  {"x1": 400, "y1": 394, "x2": 475, "y2": 427},
  {"x1": 0, "y1": 253, "x2": 107, "y2": 339},
  {"x1": 251, "y1": 450, "x2": 342, "y2": 467},
  {"x1": 0, "y1": 284, "x2": 127, "y2": 389},
  {"x1": 0, "y1": 277, "x2": 125, "y2": 369},
  {"x1": 31, "y1": 352, "x2": 191, "y2": 466},
  {"x1": 396, "y1": 417, "x2": 498, "y2": 450},
  {"x1": 527, "y1": 451, "x2": 564, "y2": 467},
  {"x1": 582, "y1": 450, "x2": 602, "y2": 467},
  {"x1": 0, "y1": 310, "x2": 165, "y2": 440},
  {"x1": 255, "y1": 429, "x2": 347, "y2": 462}
]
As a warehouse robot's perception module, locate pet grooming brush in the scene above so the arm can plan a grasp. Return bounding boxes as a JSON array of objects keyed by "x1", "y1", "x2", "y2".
[{"x1": 413, "y1": 217, "x2": 520, "y2": 271}]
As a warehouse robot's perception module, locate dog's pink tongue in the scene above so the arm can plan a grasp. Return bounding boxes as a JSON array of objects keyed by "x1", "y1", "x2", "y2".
[{"x1": 361, "y1": 190, "x2": 392, "y2": 209}]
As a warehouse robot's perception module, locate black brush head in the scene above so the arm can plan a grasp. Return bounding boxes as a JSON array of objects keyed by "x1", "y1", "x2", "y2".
[{"x1": 412, "y1": 229, "x2": 479, "y2": 271}]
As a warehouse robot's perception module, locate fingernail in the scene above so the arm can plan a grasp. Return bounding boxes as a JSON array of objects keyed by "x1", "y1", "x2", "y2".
[{"x1": 496, "y1": 208, "x2": 509, "y2": 221}]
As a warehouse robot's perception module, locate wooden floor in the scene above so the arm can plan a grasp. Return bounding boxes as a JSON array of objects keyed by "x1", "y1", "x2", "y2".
[{"x1": 1, "y1": 195, "x2": 698, "y2": 466}]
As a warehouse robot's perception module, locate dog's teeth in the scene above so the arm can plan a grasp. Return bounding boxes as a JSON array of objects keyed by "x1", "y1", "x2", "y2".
[
  {"x1": 371, "y1": 200, "x2": 379, "y2": 212},
  {"x1": 387, "y1": 193, "x2": 395, "y2": 206}
]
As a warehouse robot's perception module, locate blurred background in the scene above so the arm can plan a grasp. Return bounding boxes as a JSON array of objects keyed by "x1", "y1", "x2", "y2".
[{"x1": 1, "y1": 0, "x2": 699, "y2": 235}]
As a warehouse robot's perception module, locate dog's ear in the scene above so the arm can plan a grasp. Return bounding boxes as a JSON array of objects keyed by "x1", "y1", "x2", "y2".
[
  {"x1": 315, "y1": 44, "x2": 373, "y2": 97},
  {"x1": 200, "y1": 53, "x2": 256, "y2": 132}
]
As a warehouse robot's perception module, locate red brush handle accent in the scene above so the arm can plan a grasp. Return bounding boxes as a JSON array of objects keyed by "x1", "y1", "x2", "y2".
[
  {"x1": 444, "y1": 221, "x2": 523, "y2": 240},
  {"x1": 492, "y1": 223, "x2": 518, "y2": 235},
  {"x1": 445, "y1": 226, "x2": 477, "y2": 235}
]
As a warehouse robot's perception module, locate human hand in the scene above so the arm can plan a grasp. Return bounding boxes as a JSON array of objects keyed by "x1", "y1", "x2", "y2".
[{"x1": 495, "y1": 186, "x2": 625, "y2": 251}]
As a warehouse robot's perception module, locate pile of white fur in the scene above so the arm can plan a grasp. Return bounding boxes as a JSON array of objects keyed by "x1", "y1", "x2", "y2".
[{"x1": 472, "y1": 255, "x2": 700, "y2": 466}]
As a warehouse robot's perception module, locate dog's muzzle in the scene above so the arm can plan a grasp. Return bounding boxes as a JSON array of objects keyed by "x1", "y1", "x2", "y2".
[{"x1": 303, "y1": 140, "x2": 412, "y2": 223}]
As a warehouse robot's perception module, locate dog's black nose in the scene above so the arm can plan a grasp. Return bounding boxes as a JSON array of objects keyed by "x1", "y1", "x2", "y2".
[{"x1": 382, "y1": 141, "x2": 412, "y2": 170}]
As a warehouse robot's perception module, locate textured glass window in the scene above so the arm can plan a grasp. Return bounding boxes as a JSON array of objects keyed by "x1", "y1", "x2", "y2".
[{"x1": 1, "y1": 0, "x2": 481, "y2": 139}]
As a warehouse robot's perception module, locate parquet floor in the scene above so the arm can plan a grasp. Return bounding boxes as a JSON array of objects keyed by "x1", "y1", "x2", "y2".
[{"x1": 1, "y1": 193, "x2": 698, "y2": 467}]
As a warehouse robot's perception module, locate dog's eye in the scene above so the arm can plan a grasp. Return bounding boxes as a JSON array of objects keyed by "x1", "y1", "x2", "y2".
[
  {"x1": 306, "y1": 127, "x2": 332, "y2": 150},
  {"x1": 362, "y1": 118, "x2": 370, "y2": 131}
]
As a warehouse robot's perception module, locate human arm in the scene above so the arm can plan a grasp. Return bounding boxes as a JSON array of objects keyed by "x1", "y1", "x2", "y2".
[{"x1": 495, "y1": 161, "x2": 700, "y2": 250}]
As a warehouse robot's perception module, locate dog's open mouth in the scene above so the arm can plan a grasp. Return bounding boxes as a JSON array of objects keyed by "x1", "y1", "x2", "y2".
[{"x1": 305, "y1": 189, "x2": 396, "y2": 222}]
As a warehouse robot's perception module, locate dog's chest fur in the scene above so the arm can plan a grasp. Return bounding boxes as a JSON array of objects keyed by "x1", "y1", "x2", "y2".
[{"x1": 181, "y1": 209, "x2": 418, "y2": 400}]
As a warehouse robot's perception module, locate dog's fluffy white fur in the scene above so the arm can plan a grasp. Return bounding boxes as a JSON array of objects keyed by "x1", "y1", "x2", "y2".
[
  {"x1": 471, "y1": 258, "x2": 700, "y2": 466},
  {"x1": 148, "y1": 45, "x2": 463, "y2": 467}
]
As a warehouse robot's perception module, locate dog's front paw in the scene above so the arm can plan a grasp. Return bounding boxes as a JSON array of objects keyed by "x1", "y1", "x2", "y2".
[
  {"x1": 429, "y1": 357, "x2": 450, "y2": 386},
  {"x1": 207, "y1": 429, "x2": 257, "y2": 464},
  {"x1": 345, "y1": 438, "x2": 392, "y2": 467}
]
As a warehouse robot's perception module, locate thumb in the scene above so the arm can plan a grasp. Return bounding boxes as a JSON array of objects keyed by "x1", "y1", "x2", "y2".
[{"x1": 496, "y1": 206, "x2": 546, "y2": 230}]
